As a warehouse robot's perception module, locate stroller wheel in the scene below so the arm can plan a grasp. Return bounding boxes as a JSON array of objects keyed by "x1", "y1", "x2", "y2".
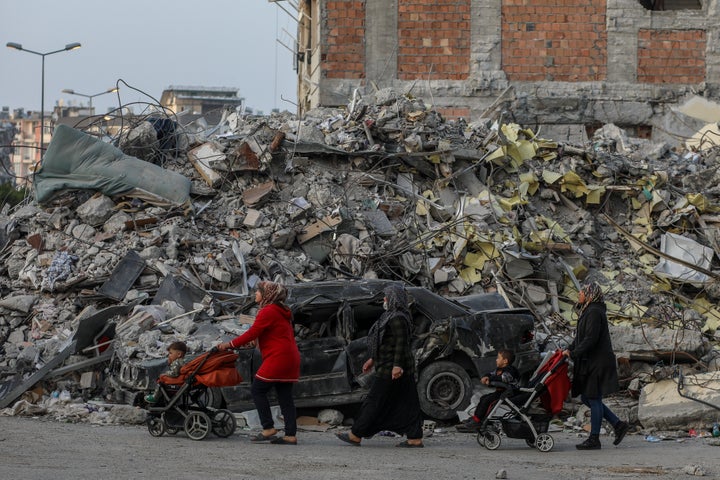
[
  {"x1": 147, "y1": 416, "x2": 165, "y2": 437},
  {"x1": 184, "y1": 411, "x2": 212, "y2": 441},
  {"x1": 212, "y1": 409, "x2": 237, "y2": 438},
  {"x1": 482, "y1": 431, "x2": 501, "y2": 450},
  {"x1": 535, "y1": 433, "x2": 554, "y2": 452},
  {"x1": 525, "y1": 438, "x2": 536, "y2": 448},
  {"x1": 475, "y1": 432, "x2": 485, "y2": 447},
  {"x1": 166, "y1": 427, "x2": 179, "y2": 435}
]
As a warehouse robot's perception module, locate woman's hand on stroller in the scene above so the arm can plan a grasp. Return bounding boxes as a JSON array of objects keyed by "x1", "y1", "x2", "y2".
[{"x1": 217, "y1": 340, "x2": 255, "y2": 351}]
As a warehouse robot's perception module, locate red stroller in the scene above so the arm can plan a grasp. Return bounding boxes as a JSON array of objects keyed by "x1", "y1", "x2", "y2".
[
  {"x1": 146, "y1": 348, "x2": 242, "y2": 441},
  {"x1": 476, "y1": 350, "x2": 570, "y2": 452}
]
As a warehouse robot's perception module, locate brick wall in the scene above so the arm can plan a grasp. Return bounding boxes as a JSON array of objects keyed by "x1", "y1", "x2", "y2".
[
  {"x1": 324, "y1": 1, "x2": 366, "y2": 79},
  {"x1": 637, "y1": 29, "x2": 706, "y2": 84},
  {"x1": 502, "y1": 0, "x2": 607, "y2": 81},
  {"x1": 435, "y1": 106, "x2": 471, "y2": 120},
  {"x1": 397, "y1": 0, "x2": 471, "y2": 80}
]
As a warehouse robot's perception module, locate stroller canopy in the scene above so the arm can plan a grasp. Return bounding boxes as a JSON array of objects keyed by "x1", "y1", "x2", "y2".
[
  {"x1": 531, "y1": 350, "x2": 571, "y2": 415},
  {"x1": 159, "y1": 351, "x2": 242, "y2": 388}
]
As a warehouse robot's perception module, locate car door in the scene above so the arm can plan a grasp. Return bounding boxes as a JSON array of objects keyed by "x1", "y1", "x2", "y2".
[
  {"x1": 295, "y1": 335, "x2": 353, "y2": 397},
  {"x1": 291, "y1": 299, "x2": 354, "y2": 399}
]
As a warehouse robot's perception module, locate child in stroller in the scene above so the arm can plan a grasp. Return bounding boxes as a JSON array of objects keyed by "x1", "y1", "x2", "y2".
[
  {"x1": 146, "y1": 347, "x2": 243, "y2": 441},
  {"x1": 476, "y1": 350, "x2": 570, "y2": 452},
  {"x1": 456, "y1": 349, "x2": 519, "y2": 433},
  {"x1": 145, "y1": 341, "x2": 188, "y2": 404}
]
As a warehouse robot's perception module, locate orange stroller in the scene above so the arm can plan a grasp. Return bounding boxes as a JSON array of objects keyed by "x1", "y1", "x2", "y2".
[{"x1": 146, "y1": 348, "x2": 242, "y2": 440}]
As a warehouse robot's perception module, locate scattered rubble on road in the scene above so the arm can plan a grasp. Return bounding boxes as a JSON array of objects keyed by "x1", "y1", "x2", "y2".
[{"x1": 1, "y1": 88, "x2": 720, "y2": 437}]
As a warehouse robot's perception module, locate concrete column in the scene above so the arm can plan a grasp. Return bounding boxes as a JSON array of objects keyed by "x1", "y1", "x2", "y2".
[
  {"x1": 365, "y1": 0, "x2": 398, "y2": 87},
  {"x1": 472, "y1": 0, "x2": 503, "y2": 75}
]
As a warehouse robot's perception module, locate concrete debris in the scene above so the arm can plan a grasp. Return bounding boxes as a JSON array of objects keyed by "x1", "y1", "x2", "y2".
[
  {"x1": 638, "y1": 372, "x2": 720, "y2": 430},
  {"x1": 1, "y1": 90, "x2": 720, "y2": 434},
  {"x1": 682, "y1": 465, "x2": 708, "y2": 476},
  {"x1": 317, "y1": 408, "x2": 344, "y2": 426}
]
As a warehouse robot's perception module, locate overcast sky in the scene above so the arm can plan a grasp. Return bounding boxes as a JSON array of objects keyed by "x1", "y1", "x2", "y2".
[{"x1": 0, "y1": 0, "x2": 298, "y2": 116}]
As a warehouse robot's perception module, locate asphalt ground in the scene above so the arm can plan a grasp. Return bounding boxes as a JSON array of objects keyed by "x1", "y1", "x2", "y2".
[{"x1": 2, "y1": 416, "x2": 718, "y2": 480}]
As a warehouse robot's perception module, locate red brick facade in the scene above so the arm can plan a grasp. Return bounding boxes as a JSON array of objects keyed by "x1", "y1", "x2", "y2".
[
  {"x1": 317, "y1": 1, "x2": 709, "y2": 109},
  {"x1": 324, "y1": 1, "x2": 366, "y2": 79},
  {"x1": 637, "y1": 29, "x2": 706, "y2": 84},
  {"x1": 501, "y1": 0, "x2": 607, "y2": 82},
  {"x1": 397, "y1": 0, "x2": 471, "y2": 80},
  {"x1": 435, "y1": 106, "x2": 471, "y2": 120}
]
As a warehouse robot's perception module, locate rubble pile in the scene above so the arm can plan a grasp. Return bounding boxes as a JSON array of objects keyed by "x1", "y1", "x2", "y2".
[{"x1": 1, "y1": 88, "x2": 720, "y2": 430}]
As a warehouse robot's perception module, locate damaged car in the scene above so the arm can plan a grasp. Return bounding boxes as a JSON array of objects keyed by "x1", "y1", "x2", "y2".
[{"x1": 109, "y1": 279, "x2": 540, "y2": 420}]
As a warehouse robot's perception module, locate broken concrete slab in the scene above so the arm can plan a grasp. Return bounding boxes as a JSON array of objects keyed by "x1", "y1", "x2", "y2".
[
  {"x1": 188, "y1": 143, "x2": 224, "y2": 187},
  {"x1": 638, "y1": 371, "x2": 720, "y2": 430},
  {"x1": 297, "y1": 215, "x2": 343, "y2": 244},
  {"x1": 0, "y1": 340, "x2": 77, "y2": 409},
  {"x1": 242, "y1": 180, "x2": 275, "y2": 207},
  {"x1": 97, "y1": 250, "x2": 146, "y2": 301}
]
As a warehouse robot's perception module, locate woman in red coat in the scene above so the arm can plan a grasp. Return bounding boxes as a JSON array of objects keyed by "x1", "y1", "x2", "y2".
[{"x1": 218, "y1": 281, "x2": 300, "y2": 445}]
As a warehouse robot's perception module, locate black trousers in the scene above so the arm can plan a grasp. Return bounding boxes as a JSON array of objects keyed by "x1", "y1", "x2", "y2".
[
  {"x1": 251, "y1": 378, "x2": 297, "y2": 436},
  {"x1": 352, "y1": 374, "x2": 423, "y2": 440},
  {"x1": 472, "y1": 391, "x2": 503, "y2": 421}
]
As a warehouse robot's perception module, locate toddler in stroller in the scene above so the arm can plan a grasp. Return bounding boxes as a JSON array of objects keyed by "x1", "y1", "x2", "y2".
[
  {"x1": 145, "y1": 341, "x2": 188, "y2": 404},
  {"x1": 476, "y1": 350, "x2": 570, "y2": 452},
  {"x1": 146, "y1": 347, "x2": 243, "y2": 441}
]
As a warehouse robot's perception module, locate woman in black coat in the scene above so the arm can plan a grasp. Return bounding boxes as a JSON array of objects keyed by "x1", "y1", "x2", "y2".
[{"x1": 562, "y1": 282, "x2": 629, "y2": 450}]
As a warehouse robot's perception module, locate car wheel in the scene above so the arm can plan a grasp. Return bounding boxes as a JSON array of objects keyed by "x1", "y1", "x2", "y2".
[
  {"x1": 417, "y1": 361, "x2": 472, "y2": 420},
  {"x1": 198, "y1": 387, "x2": 224, "y2": 409}
]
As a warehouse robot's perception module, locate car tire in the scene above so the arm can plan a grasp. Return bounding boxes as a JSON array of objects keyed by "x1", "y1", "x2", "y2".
[
  {"x1": 417, "y1": 361, "x2": 472, "y2": 420},
  {"x1": 198, "y1": 387, "x2": 224, "y2": 409}
]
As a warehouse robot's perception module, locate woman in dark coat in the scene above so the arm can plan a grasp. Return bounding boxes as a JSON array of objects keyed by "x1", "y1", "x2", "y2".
[
  {"x1": 562, "y1": 282, "x2": 629, "y2": 450},
  {"x1": 335, "y1": 283, "x2": 424, "y2": 448}
]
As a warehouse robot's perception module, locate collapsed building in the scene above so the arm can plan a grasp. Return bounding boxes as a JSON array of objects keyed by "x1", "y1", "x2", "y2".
[{"x1": 0, "y1": 89, "x2": 719, "y2": 432}]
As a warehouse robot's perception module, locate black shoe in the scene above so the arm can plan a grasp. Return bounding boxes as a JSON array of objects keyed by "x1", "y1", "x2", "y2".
[
  {"x1": 613, "y1": 421, "x2": 630, "y2": 446},
  {"x1": 455, "y1": 419, "x2": 482, "y2": 433},
  {"x1": 576, "y1": 435, "x2": 601, "y2": 450}
]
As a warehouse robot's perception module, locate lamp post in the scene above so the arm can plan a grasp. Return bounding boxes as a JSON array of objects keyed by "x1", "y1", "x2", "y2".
[
  {"x1": 62, "y1": 87, "x2": 118, "y2": 115},
  {"x1": 6, "y1": 41, "x2": 82, "y2": 155}
]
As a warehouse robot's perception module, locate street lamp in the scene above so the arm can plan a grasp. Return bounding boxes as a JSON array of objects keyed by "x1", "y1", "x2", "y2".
[
  {"x1": 62, "y1": 87, "x2": 118, "y2": 115},
  {"x1": 6, "y1": 41, "x2": 82, "y2": 155}
]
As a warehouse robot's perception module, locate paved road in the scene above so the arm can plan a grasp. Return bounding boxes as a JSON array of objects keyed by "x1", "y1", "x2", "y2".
[{"x1": 1, "y1": 416, "x2": 717, "y2": 480}]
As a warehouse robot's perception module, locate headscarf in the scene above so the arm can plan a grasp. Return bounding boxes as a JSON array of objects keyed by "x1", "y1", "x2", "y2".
[
  {"x1": 576, "y1": 281, "x2": 604, "y2": 315},
  {"x1": 367, "y1": 283, "x2": 412, "y2": 360},
  {"x1": 257, "y1": 280, "x2": 288, "y2": 308}
]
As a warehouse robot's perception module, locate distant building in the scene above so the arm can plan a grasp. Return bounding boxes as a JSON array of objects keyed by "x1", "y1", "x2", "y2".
[
  {"x1": 160, "y1": 86, "x2": 246, "y2": 115},
  {"x1": 0, "y1": 117, "x2": 15, "y2": 185},
  {"x1": 8, "y1": 110, "x2": 42, "y2": 186},
  {"x1": 8, "y1": 104, "x2": 98, "y2": 186}
]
